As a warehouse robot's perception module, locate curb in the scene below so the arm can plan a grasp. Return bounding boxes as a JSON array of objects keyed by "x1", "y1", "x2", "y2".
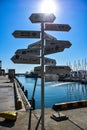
[
  {"x1": 14, "y1": 78, "x2": 31, "y2": 111},
  {"x1": 52, "y1": 100, "x2": 87, "y2": 111},
  {"x1": 14, "y1": 80, "x2": 23, "y2": 109}
]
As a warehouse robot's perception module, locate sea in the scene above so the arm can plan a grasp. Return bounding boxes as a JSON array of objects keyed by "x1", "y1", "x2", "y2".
[{"x1": 16, "y1": 76, "x2": 87, "y2": 109}]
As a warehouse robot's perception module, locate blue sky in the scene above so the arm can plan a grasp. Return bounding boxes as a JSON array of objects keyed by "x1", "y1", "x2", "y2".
[{"x1": 0, "y1": 0, "x2": 87, "y2": 73}]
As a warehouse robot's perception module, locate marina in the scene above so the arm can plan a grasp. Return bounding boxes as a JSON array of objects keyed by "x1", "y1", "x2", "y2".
[
  {"x1": 16, "y1": 76, "x2": 87, "y2": 109},
  {"x1": 0, "y1": 75, "x2": 87, "y2": 130}
]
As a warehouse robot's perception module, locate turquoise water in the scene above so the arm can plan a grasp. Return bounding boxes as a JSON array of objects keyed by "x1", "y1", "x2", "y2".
[{"x1": 16, "y1": 76, "x2": 87, "y2": 109}]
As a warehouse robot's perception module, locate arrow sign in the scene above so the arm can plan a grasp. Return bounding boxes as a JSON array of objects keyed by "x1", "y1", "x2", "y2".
[
  {"x1": 15, "y1": 48, "x2": 40, "y2": 56},
  {"x1": 29, "y1": 13, "x2": 56, "y2": 23},
  {"x1": 45, "y1": 24, "x2": 71, "y2": 31},
  {"x1": 12, "y1": 30, "x2": 40, "y2": 38},
  {"x1": 45, "y1": 47, "x2": 65, "y2": 55},
  {"x1": 44, "y1": 57, "x2": 56, "y2": 65},
  {"x1": 46, "y1": 66, "x2": 71, "y2": 74},
  {"x1": 11, "y1": 55, "x2": 40, "y2": 64},
  {"x1": 46, "y1": 40, "x2": 72, "y2": 48},
  {"x1": 44, "y1": 40, "x2": 72, "y2": 55},
  {"x1": 27, "y1": 32, "x2": 57, "y2": 49},
  {"x1": 44, "y1": 32, "x2": 57, "y2": 40},
  {"x1": 34, "y1": 67, "x2": 59, "y2": 82},
  {"x1": 34, "y1": 66, "x2": 71, "y2": 74},
  {"x1": 28, "y1": 40, "x2": 41, "y2": 48}
]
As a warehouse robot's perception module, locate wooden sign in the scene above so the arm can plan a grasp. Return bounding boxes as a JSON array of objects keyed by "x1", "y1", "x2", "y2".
[
  {"x1": 11, "y1": 55, "x2": 40, "y2": 64},
  {"x1": 12, "y1": 30, "x2": 40, "y2": 38},
  {"x1": 29, "y1": 13, "x2": 56, "y2": 23}
]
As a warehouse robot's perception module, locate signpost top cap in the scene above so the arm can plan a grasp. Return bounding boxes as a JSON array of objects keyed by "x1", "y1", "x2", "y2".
[{"x1": 29, "y1": 13, "x2": 56, "y2": 23}]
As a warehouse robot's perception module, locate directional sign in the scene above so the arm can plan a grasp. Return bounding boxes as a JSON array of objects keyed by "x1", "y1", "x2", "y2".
[
  {"x1": 12, "y1": 30, "x2": 40, "y2": 38},
  {"x1": 27, "y1": 32, "x2": 57, "y2": 49},
  {"x1": 46, "y1": 66, "x2": 71, "y2": 74},
  {"x1": 15, "y1": 48, "x2": 40, "y2": 56},
  {"x1": 34, "y1": 66, "x2": 59, "y2": 81},
  {"x1": 11, "y1": 55, "x2": 40, "y2": 64},
  {"x1": 44, "y1": 57, "x2": 56, "y2": 66},
  {"x1": 34, "y1": 66, "x2": 71, "y2": 75},
  {"x1": 46, "y1": 40, "x2": 72, "y2": 48},
  {"x1": 45, "y1": 74, "x2": 59, "y2": 82},
  {"x1": 44, "y1": 32, "x2": 57, "y2": 40},
  {"x1": 28, "y1": 40, "x2": 41, "y2": 48},
  {"x1": 44, "y1": 40, "x2": 72, "y2": 55},
  {"x1": 45, "y1": 24, "x2": 71, "y2": 31},
  {"x1": 29, "y1": 13, "x2": 56, "y2": 23},
  {"x1": 45, "y1": 46, "x2": 64, "y2": 55}
]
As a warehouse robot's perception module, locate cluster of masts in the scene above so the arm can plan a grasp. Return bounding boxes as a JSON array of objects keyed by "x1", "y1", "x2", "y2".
[{"x1": 67, "y1": 58, "x2": 87, "y2": 71}]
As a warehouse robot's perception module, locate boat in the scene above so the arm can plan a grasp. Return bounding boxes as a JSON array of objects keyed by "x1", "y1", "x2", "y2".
[
  {"x1": 81, "y1": 78, "x2": 87, "y2": 84},
  {"x1": 25, "y1": 71, "x2": 40, "y2": 78}
]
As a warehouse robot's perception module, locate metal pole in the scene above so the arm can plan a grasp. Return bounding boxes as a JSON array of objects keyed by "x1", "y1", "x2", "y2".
[
  {"x1": 35, "y1": 115, "x2": 41, "y2": 130},
  {"x1": 28, "y1": 107, "x2": 33, "y2": 130},
  {"x1": 32, "y1": 78, "x2": 37, "y2": 99},
  {"x1": 41, "y1": 22, "x2": 45, "y2": 130}
]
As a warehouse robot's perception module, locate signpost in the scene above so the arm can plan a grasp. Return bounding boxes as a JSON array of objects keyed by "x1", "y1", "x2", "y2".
[
  {"x1": 45, "y1": 24, "x2": 71, "y2": 31},
  {"x1": 29, "y1": 13, "x2": 56, "y2": 130},
  {"x1": 12, "y1": 12, "x2": 72, "y2": 130},
  {"x1": 11, "y1": 55, "x2": 40, "y2": 64},
  {"x1": 12, "y1": 30, "x2": 40, "y2": 38},
  {"x1": 29, "y1": 13, "x2": 56, "y2": 23}
]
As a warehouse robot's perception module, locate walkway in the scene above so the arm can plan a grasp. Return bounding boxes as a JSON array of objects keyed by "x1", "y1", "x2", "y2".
[{"x1": 0, "y1": 76, "x2": 15, "y2": 112}]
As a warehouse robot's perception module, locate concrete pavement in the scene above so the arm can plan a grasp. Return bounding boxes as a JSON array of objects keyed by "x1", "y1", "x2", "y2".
[
  {"x1": 34, "y1": 108, "x2": 87, "y2": 130},
  {"x1": 0, "y1": 108, "x2": 87, "y2": 130},
  {"x1": 0, "y1": 76, "x2": 15, "y2": 112}
]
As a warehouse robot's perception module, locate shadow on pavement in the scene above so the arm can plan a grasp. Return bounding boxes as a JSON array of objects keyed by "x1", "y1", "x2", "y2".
[{"x1": 0, "y1": 119, "x2": 15, "y2": 128}]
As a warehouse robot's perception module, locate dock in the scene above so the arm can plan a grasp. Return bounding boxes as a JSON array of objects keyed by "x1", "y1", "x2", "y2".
[{"x1": 0, "y1": 75, "x2": 87, "y2": 130}]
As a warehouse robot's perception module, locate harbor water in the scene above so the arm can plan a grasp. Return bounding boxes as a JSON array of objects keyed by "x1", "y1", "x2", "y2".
[{"x1": 16, "y1": 76, "x2": 87, "y2": 109}]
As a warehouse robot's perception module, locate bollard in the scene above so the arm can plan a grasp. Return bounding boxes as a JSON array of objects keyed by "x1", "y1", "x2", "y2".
[
  {"x1": 17, "y1": 99, "x2": 22, "y2": 109},
  {"x1": 29, "y1": 98, "x2": 35, "y2": 110},
  {"x1": 72, "y1": 102, "x2": 78, "y2": 108},
  {"x1": 22, "y1": 86, "x2": 24, "y2": 91},
  {"x1": 61, "y1": 103, "x2": 68, "y2": 109},
  {"x1": 82, "y1": 100, "x2": 87, "y2": 107},
  {"x1": 24, "y1": 90, "x2": 28, "y2": 98}
]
